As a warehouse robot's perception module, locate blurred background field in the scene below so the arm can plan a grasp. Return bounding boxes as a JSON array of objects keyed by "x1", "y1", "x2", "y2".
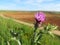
[
  {"x1": 0, "y1": 14, "x2": 60, "y2": 45},
  {"x1": 0, "y1": 11, "x2": 60, "y2": 28}
]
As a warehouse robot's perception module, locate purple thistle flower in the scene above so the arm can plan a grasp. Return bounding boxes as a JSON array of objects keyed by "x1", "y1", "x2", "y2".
[{"x1": 35, "y1": 12, "x2": 46, "y2": 22}]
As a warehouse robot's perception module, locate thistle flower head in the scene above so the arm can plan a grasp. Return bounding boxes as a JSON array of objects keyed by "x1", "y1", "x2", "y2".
[{"x1": 35, "y1": 12, "x2": 46, "y2": 22}]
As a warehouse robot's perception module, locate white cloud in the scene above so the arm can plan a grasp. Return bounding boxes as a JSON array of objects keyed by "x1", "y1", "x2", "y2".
[
  {"x1": 13, "y1": 0, "x2": 54, "y2": 4},
  {"x1": 37, "y1": 3, "x2": 60, "y2": 11},
  {"x1": 22, "y1": 0, "x2": 54, "y2": 4},
  {"x1": 35, "y1": 0, "x2": 54, "y2": 3},
  {"x1": 0, "y1": 3, "x2": 16, "y2": 10},
  {"x1": 13, "y1": 0, "x2": 21, "y2": 3},
  {"x1": 25, "y1": 0, "x2": 34, "y2": 4}
]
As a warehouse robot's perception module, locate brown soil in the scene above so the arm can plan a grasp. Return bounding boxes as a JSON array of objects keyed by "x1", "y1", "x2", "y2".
[{"x1": 1, "y1": 11, "x2": 60, "y2": 28}]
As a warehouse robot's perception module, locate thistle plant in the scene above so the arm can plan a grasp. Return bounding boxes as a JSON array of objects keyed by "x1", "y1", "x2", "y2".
[
  {"x1": 33, "y1": 23, "x2": 58, "y2": 45},
  {"x1": 31, "y1": 12, "x2": 46, "y2": 45}
]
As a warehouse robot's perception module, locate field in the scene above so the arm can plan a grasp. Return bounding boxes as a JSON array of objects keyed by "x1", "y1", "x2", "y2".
[
  {"x1": 1, "y1": 11, "x2": 60, "y2": 28},
  {"x1": 0, "y1": 15, "x2": 60, "y2": 45},
  {"x1": 0, "y1": 11, "x2": 60, "y2": 45}
]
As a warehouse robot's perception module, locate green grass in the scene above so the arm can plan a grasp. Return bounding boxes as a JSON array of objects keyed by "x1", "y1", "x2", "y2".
[{"x1": 0, "y1": 16, "x2": 60, "y2": 45}]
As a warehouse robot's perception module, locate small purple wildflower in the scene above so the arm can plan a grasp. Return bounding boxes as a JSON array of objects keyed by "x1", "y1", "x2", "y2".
[{"x1": 35, "y1": 12, "x2": 45, "y2": 22}]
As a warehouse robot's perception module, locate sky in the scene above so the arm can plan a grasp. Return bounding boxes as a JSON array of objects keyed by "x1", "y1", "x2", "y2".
[{"x1": 0, "y1": 0, "x2": 60, "y2": 11}]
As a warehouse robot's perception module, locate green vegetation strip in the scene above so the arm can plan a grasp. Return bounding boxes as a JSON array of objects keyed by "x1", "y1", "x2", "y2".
[{"x1": 0, "y1": 16, "x2": 60, "y2": 45}]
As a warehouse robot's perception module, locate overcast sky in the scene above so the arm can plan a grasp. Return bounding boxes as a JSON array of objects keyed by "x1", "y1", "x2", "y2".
[{"x1": 0, "y1": 0, "x2": 60, "y2": 11}]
